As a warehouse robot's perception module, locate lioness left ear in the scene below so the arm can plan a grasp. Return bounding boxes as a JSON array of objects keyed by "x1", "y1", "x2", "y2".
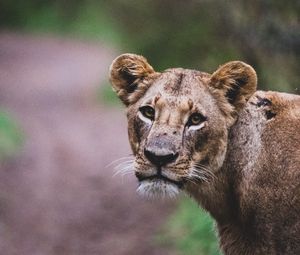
[
  {"x1": 109, "y1": 53, "x2": 155, "y2": 106},
  {"x1": 209, "y1": 61, "x2": 257, "y2": 114}
]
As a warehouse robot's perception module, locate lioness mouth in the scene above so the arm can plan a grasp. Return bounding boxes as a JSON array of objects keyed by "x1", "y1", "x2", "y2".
[{"x1": 136, "y1": 173, "x2": 184, "y2": 188}]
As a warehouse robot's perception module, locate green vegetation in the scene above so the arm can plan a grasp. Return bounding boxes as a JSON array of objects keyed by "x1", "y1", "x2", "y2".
[
  {"x1": 98, "y1": 83, "x2": 121, "y2": 106},
  {"x1": 0, "y1": 1, "x2": 123, "y2": 46},
  {"x1": 0, "y1": 111, "x2": 23, "y2": 161},
  {"x1": 160, "y1": 198, "x2": 220, "y2": 255}
]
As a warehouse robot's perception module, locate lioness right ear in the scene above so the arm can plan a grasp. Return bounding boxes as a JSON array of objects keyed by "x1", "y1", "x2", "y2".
[
  {"x1": 209, "y1": 61, "x2": 257, "y2": 116},
  {"x1": 109, "y1": 53, "x2": 155, "y2": 106}
]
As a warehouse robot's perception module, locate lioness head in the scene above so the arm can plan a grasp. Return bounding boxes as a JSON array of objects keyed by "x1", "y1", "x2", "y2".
[{"x1": 109, "y1": 54, "x2": 257, "y2": 199}]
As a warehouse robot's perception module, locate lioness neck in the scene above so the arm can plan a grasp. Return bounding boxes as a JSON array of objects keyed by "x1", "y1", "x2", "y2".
[
  {"x1": 186, "y1": 99, "x2": 269, "y2": 254},
  {"x1": 187, "y1": 98, "x2": 263, "y2": 219},
  {"x1": 186, "y1": 169, "x2": 235, "y2": 222}
]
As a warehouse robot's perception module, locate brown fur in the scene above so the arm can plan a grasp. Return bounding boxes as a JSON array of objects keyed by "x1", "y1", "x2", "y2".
[{"x1": 109, "y1": 54, "x2": 300, "y2": 254}]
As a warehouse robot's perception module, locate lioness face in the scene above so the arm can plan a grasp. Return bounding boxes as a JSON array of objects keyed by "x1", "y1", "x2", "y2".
[
  {"x1": 110, "y1": 54, "x2": 257, "y2": 199},
  {"x1": 126, "y1": 70, "x2": 229, "y2": 198}
]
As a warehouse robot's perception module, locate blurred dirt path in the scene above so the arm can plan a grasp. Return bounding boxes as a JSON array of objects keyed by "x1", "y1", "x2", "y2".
[{"x1": 0, "y1": 33, "x2": 175, "y2": 255}]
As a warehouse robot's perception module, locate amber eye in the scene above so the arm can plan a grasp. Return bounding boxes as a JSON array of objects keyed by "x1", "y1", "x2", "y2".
[
  {"x1": 188, "y1": 113, "x2": 207, "y2": 126},
  {"x1": 139, "y1": 106, "x2": 155, "y2": 120}
]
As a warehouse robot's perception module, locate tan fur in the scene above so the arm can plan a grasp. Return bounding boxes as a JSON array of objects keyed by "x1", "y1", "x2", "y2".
[
  {"x1": 109, "y1": 54, "x2": 300, "y2": 255},
  {"x1": 109, "y1": 54, "x2": 157, "y2": 105}
]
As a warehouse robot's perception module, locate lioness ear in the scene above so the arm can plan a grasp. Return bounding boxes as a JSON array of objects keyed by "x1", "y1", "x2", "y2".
[
  {"x1": 109, "y1": 53, "x2": 155, "y2": 106},
  {"x1": 209, "y1": 61, "x2": 257, "y2": 114}
]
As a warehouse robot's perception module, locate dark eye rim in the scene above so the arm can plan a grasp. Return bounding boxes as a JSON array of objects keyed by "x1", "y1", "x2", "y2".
[
  {"x1": 187, "y1": 112, "x2": 207, "y2": 126},
  {"x1": 139, "y1": 105, "x2": 155, "y2": 120}
]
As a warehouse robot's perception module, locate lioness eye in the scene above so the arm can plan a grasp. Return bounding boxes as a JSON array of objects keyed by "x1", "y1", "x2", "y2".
[
  {"x1": 139, "y1": 106, "x2": 155, "y2": 120},
  {"x1": 188, "y1": 113, "x2": 207, "y2": 126}
]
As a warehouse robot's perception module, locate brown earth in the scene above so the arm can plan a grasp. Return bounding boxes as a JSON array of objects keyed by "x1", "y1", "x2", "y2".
[{"x1": 0, "y1": 32, "x2": 176, "y2": 255}]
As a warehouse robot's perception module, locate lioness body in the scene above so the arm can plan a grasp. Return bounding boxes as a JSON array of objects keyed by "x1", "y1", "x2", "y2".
[
  {"x1": 109, "y1": 54, "x2": 300, "y2": 254},
  {"x1": 188, "y1": 91, "x2": 300, "y2": 254}
]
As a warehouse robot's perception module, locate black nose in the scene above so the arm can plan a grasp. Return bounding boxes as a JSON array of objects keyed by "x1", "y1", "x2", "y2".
[{"x1": 144, "y1": 149, "x2": 179, "y2": 166}]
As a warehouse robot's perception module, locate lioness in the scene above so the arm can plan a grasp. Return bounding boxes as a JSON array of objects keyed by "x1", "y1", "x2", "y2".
[{"x1": 109, "y1": 54, "x2": 300, "y2": 255}]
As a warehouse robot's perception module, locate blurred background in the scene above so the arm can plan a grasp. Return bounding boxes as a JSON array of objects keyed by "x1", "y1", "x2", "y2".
[{"x1": 0, "y1": 1, "x2": 299, "y2": 254}]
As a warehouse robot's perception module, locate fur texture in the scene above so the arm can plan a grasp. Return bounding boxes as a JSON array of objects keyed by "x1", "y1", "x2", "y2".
[{"x1": 109, "y1": 54, "x2": 300, "y2": 255}]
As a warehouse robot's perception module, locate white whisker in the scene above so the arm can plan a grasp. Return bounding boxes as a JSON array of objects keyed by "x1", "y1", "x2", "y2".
[
  {"x1": 105, "y1": 156, "x2": 134, "y2": 168},
  {"x1": 193, "y1": 163, "x2": 216, "y2": 180},
  {"x1": 189, "y1": 171, "x2": 209, "y2": 183},
  {"x1": 108, "y1": 156, "x2": 135, "y2": 178},
  {"x1": 187, "y1": 162, "x2": 216, "y2": 184},
  {"x1": 114, "y1": 161, "x2": 134, "y2": 170}
]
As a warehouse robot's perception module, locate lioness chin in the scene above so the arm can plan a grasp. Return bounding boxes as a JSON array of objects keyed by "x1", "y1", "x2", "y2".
[{"x1": 109, "y1": 53, "x2": 300, "y2": 255}]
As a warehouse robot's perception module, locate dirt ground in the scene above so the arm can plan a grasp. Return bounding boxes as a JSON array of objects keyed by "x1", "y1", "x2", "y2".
[{"x1": 0, "y1": 32, "x2": 176, "y2": 255}]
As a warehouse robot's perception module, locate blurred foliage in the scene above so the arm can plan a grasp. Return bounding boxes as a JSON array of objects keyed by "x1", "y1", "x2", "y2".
[
  {"x1": 0, "y1": 111, "x2": 23, "y2": 161},
  {"x1": 97, "y1": 83, "x2": 121, "y2": 106},
  {"x1": 0, "y1": 0, "x2": 123, "y2": 45},
  {"x1": 0, "y1": 0, "x2": 299, "y2": 93},
  {"x1": 160, "y1": 198, "x2": 220, "y2": 255}
]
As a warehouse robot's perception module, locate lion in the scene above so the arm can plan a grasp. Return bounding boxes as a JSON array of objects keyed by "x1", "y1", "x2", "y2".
[{"x1": 109, "y1": 53, "x2": 300, "y2": 255}]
